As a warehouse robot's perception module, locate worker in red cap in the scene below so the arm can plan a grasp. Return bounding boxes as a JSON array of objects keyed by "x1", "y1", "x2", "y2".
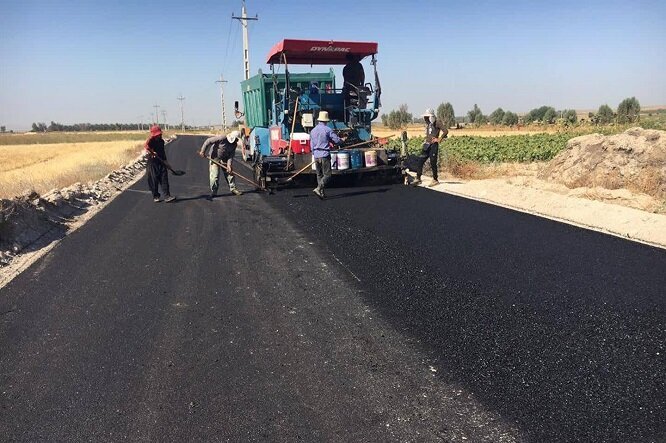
[{"x1": 144, "y1": 125, "x2": 176, "y2": 202}]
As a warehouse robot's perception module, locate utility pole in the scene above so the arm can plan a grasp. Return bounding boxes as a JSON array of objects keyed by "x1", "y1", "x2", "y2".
[
  {"x1": 153, "y1": 105, "x2": 160, "y2": 125},
  {"x1": 215, "y1": 75, "x2": 228, "y2": 129},
  {"x1": 232, "y1": 0, "x2": 258, "y2": 81},
  {"x1": 177, "y1": 95, "x2": 186, "y2": 131},
  {"x1": 161, "y1": 110, "x2": 168, "y2": 130}
]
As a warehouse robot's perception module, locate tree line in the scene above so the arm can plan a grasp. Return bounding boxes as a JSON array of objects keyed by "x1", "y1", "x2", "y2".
[
  {"x1": 381, "y1": 97, "x2": 642, "y2": 129},
  {"x1": 29, "y1": 121, "x2": 192, "y2": 132}
]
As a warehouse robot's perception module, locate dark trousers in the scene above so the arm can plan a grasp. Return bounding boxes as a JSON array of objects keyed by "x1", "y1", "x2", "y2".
[
  {"x1": 147, "y1": 160, "x2": 170, "y2": 198},
  {"x1": 315, "y1": 156, "x2": 332, "y2": 191},
  {"x1": 416, "y1": 142, "x2": 439, "y2": 181}
]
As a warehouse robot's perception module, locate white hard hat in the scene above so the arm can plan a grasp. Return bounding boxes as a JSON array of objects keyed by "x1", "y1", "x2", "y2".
[{"x1": 226, "y1": 130, "x2": 241, "y2": 143}]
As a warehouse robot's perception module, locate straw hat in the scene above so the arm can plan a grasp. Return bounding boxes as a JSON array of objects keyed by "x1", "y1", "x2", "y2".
[{"x1": 318, "y1": 111, "x2": 330, "y2": 122}]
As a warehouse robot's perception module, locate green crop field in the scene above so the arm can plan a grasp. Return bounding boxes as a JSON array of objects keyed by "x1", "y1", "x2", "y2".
[{"x1": 389, "y1": 133, "x2": 572, "y2": 163}]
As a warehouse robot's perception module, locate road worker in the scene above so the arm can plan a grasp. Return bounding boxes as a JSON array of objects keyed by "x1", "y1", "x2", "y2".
[
  {"x1": 310, "y1": 111, "x2": 341, "y2": 199},
  {"x1": 412, "y1": 108, "x2": 448, "y2": 187},
  {"x1": 144, "y1": 125, "x2": 176, "y2": 202},
  {"x1": 343, "y1": 53, "x2": 366, "y2": 109},
  {"x1": 198, "y1": 130, "x2": 243, "y2": 200}
]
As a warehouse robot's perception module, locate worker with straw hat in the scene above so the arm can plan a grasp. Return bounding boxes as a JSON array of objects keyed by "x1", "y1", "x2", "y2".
[{"x1": 309, "y1": 110, "x2": 342, "y2": 199}]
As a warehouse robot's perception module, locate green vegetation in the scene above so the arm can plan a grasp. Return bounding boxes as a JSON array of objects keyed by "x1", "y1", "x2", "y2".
[
  {"x1": 617, "y1": 97, "x2": 641, "y2": 124},
  {"x1": 436, "y1": 102, "x2": 456, "y2": 128},
  {"x1": 467, "y1": 104, "x2": 485, "y2": 124},
  {"x1": 489, "y1": 108, "x2": 505, "y2": 125},
  {"x1": 389, "y1": 133, "x2": 572, "y2": 163}
]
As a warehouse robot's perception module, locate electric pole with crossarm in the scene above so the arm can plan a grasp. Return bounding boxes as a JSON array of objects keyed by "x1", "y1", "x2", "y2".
[
  {"x1": 177, "y1": 95, "x2": 185, "y2": 131},
  {"x1": 216, "y1": 75, "x2": 228, "y2": 130},
  {"x1": 232, "y1": 1, "x2": 258, "y2": 81}
]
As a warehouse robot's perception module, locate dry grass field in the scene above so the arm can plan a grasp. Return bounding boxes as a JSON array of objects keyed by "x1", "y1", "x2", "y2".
[
  {"x1": 0, "y1": 130, "x2": 176, "y2": 146},
  {"x1": 0, "y1": 141, "x2": 144, "y2": 198}
]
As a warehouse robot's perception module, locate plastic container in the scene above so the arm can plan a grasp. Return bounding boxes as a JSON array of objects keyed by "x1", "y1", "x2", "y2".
[
  {"x1": 350, "y1": 149, "x2": 364, "y2": 169},
  {"x1": 290, "y1": 132, "x2": 311, "y2": 154},
  {"x1": 364, "y1": 150, "x2": 377, "y2": 167},
  {"x1": 330, "y1": 152, "x2": 338, "y2": 170},
  {"x1": 337, "y1": 151, "x2": 350, "y2": 170}
]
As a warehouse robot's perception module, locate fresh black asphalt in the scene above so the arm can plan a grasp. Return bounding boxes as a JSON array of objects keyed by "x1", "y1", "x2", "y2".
[{"x1": 1, "y1": 135, "x2": 664, "y2": 442}]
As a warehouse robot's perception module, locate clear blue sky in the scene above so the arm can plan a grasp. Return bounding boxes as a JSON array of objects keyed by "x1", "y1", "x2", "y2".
[{"x1": 1, "y1": 0, "x2": 664, "y2": 130}]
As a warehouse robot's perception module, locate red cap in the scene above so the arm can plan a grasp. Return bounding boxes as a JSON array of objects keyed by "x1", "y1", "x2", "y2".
[{"x1": 150, "y1": 125, "x2": 162, "y2": 137}]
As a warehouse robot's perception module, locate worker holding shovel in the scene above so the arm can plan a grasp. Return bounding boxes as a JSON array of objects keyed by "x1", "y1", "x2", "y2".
[
  {"x1": 145, "y1": 125, "x2": 176, "y2": 203},
  {"x1": 198, "y1": 130, "x2": 243, "y2": 200}
]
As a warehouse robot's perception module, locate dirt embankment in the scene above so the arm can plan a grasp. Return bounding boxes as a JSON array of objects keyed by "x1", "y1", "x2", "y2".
[
  {"x1": 0, "y1": 155, "x2": 147, "y2": 268},
  {"x1": 539, "y1": 127, "x2": 666, "y2": 200}
]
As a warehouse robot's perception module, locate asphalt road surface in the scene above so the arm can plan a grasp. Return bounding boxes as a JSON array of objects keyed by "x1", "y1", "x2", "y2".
[{"x1": 1, "y1": 135, "x2": 664, "y2": 442}]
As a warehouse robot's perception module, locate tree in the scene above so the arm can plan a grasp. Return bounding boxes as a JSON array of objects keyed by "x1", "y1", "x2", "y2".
[
  {"x1": 489, "y1": 107, "x2": 505, "y2": 125},
  {"x1": 543, "y1": 108, "x2": 557, "y2": 124},
  {"x1": 596, "y1": 104, "x2": 614, "y2": 124},
  {"x1": 436, "y1": 102, "x2": 456, "y2": 129},
  {"x1": 523, "y1": 105, "x2": 556, "y2": 124},
  {"x1": 561, "y1": 109, "x2": 577, "y2": 125},
  {"x1": 502, "y1": 111, "x2": 519, "y2": 126},
  {"x1": 467, "y1": 104, "x2": 484, "y2": 124},
  {"x1": 617, "y1": 97, "x2": 640, "y2": 124},
  {"x1": 384, "y1": 104, "x2": 413, "y2": 129}
]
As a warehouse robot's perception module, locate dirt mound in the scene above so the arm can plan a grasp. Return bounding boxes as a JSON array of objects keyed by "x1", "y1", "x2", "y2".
[{"x1": 539, "y1": 128, "x2": 666, "y2": 199}]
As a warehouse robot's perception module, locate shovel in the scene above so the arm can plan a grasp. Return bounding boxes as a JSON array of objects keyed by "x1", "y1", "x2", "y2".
[{"x1": 148, "y1": 154, "x2": 186, "y2": 176}]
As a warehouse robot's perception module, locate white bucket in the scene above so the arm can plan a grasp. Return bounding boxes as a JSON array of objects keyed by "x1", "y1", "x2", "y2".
[
  {"x1": 330, "y1": 152, "x2": 338, "y2": 170},
  {"x1": 337, "y1": 151, "x2": 350, "y2": 170},
  {"x1": 364, "y1": 150, "x2": 378, "y2": 167}
]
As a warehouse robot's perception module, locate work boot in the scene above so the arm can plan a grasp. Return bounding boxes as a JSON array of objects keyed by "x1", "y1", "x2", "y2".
[
  {"x1": 153, "y1": 197, "x2": 162, "y2": 203},
  {"x1": 313, "y1": 187, "x2": 324, "y2": 199},
  {"x1": 428, "y1": 179, "x2": 440, "y2": 187},
  {"x1": 411, "y1": 178, "x2": 422, "y2": 186},
  {"x1": 231, "y1": 189, "x2": 243, "y2": 196},
  {"x1": 165, "y1": 195, "x2": 176, "y2": 203}
]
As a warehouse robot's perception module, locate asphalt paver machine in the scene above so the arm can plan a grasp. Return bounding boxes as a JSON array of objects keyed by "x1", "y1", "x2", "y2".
[{"x1": 234, "y1": 39, "x2": 401, "y2": 188}]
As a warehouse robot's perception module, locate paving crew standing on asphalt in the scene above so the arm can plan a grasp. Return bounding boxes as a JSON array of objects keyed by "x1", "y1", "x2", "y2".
[
  {"x1": 144, "y1": 125, "x2": 176, "y2": 202},
  {"x1": 413, "y1": 108, "x2": 448, "y2": 187},
  {"x1": 198, "y1": 130, "x2": 243, "y2": 200},
  {"x1": 310, "y1": 111, "x2": 341, "y2": 199}
]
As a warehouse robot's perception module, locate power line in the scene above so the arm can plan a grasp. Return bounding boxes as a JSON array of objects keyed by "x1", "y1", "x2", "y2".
[{"x1": 153, "y1": 104, "x2": 160, "y2": 125}]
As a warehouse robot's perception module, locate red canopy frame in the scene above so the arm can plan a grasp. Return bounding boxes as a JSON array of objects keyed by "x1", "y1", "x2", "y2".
[{"x1": 266, "y1": 39, "x2": 378, "y2": 65}]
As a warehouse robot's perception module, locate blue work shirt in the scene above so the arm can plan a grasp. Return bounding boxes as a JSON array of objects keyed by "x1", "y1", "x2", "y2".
[{"x1": 310, "y1": 122, "x2": 341, "y2": 159}]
